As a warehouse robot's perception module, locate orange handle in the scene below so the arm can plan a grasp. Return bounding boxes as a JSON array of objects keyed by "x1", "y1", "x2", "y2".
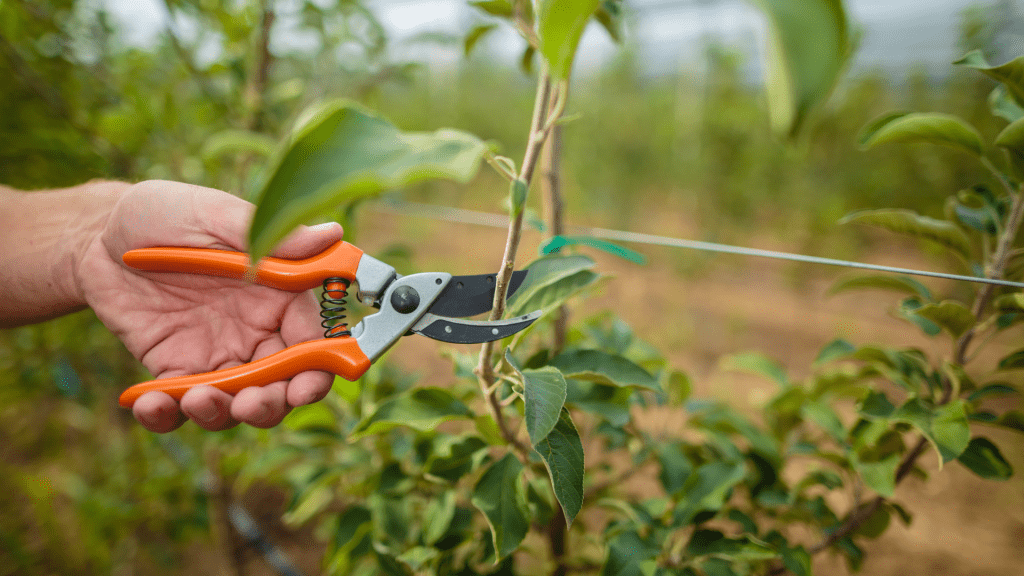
[
  {"x1": 119, "y1": 337, "x2": 371, "y2": 408},
  {"x1": 122, "y1": 241, "x2": 365, "y2": 292}
]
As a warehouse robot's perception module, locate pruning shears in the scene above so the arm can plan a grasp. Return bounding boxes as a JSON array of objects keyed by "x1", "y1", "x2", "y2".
[{"x1": 117, "y1": 241, "x2": 539, "y2": 408}]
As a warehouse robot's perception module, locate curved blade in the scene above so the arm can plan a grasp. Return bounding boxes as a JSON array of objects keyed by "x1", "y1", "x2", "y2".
[
  {"x1": 412, "y1": 311, "x2": 541, "y2": 344},
  {"x1": 427, "y1": 270, "x2": 528, "y2": 318}
]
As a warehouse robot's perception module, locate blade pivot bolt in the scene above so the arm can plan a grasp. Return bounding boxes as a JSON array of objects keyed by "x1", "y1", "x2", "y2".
[{"x1": 391, "y1": 286, "x2": 421, "y2": 314}]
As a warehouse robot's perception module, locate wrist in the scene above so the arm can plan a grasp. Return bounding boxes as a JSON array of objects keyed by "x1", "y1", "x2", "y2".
[
  {"x1": 0, "y1": 180, "x2": 127, "y2": 327},
  {"x1": 60, "y1": 180, "x2": 129, "y2": 307}
]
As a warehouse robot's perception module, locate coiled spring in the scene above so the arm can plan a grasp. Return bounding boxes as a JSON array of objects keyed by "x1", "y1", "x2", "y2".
[{"x1": 320, "y1": 277, "x2": 351, "y2": 338}]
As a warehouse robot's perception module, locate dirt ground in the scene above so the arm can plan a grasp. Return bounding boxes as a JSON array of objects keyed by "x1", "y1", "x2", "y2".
[{"x1": 230, "y1": 199, "x2": 1024, "y2": 576}]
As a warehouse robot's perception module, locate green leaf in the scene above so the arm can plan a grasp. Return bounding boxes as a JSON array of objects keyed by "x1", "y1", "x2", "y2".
[
  {"x1": 720, "y1": 351, "x2": 787, "y2": 386},
  {"x1": 829, "y1": 274, "x2": 933, "y2": 300},
  {"x1": 507, "y1": 254, "x2": 596, "y2": 317},
  {"x1": 350, "y1": 388, "x2": 472, "y2": 439},
  {"x1": 249, "y1": 100, "x2": 487, "y2": 260},
  {"x1": 536, "y1": 0, "x2": 600, "y2": 80},
  {"x1": 201, "y1": 129, "x2": 276, "y2": 161},
  {"x1": 534, "y1": 408, "x2": 585, "y2": 525},
  {"x1": 968, "y1": 383, "x2": 1019, "y2": 403},
  {"x1": 508, "y1": 178, "x2": 528, "y2": 217},
  {"x1": 989, "y1": 85, "x2": 1024, "y2": 123},
  {"x1": 859, "y1": 390, "x2": 895, "y2": 418},
  {"x1": 750, "y1": 0, "x2": 850, "y2": 136},
  {"x1": 541, "y1": 235, "x2": 647, "y2": 264},
  {"x1": 802, "y1": 401, "x2": 845, "y2": 441},
  {"x1": 815, "y1": 338, "x2": 855, "y2": 364},
  {"x1": 955, "y1": 50, "x2": 1024, "y2": 107},
  {"x1": 857, "y1": 112, "x2": 984, "y2": 157},
  {"x1": 565, "y1": 380, "x2": 632, "y2": 426},
  {"x1": 549, "y1": 349, "x2": 660, "y2": 391},
  {"x1": 854, "y1": 504, "x2": 891, "y2": 539},
  {"x1": 994, "y1": 410, "x2": 1024, "y2": 434},
  {"x1": 891, "y1": 399, "x2": 970, "y2": 467},
  {"x1": 469, "y1": 0, "x2": 515, "y2": 18},
  {"x1": 283, "y1": 402, "x2": 337, "y2": 432},
  {"x1": 465, "y1": 23, "x2": 498, "y2": 55},
  {"x1": 686, "y1": 530, "x2": 777, "y2": 561},
  {"x1": 471, "y1": 453, "x2": 529, "y2": 561},
  {"x1": 854, "y1": 454, "x2": 900, "y2": 497},
  {"x1": 657, "y1": 443, "x2": 694, "y2": 495},
  {"x1": 913, "y1": 300, "x2": 976, "y2": 339},
  {"x1": 839, "y1": 209, "x2": 973, "y2": 260},
  {"x1": 423, "y1": 491, "x2": 457, "y2": 545},
  {"x1": 957, "y1": 437, "x2": 1013, "y2": 480},
  {"x1": 425, "y1": 435, "x2": 488, "y2": 482},
  {"x1": 898, "y1": 296, "x2": 942, "y2": 337},
  {"x1": 594, "y1": 1, "x2": 623, "y2": 43},
  {"x1": 994, "y1": 293, "x2": 1024, "y2": 312},
  {"x1": 997, "y1": 347, "x2": 1024, "y2": 371},
  {"x1": 995, "y1": 117, "x2": 1024, "y2": 177},
  {"x1": 600, "y1": 531, "x2": 658, "y2": 576},
  {"x1": 672, "y1": 461, "x2": 748, "y2": 526},
  {"x1": 507, "y1": 350, "x2": 567, "y2": 445}
]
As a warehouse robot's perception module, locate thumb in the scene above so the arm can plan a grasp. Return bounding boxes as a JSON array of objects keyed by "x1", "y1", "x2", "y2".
[{"x1": 269, "y1": 221, "x2": 345, "y2": 260}]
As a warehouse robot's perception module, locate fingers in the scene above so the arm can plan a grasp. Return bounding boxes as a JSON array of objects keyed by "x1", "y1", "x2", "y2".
[
  {"x1": 271, "y1": 221, "x2": 344, "y2": 259},
  {"x1": 133, "y1": 390, "x2": 188, "y2": 433},
  {"x1": 179, "y1": 385, "x2": 241, "y2": 431},
  {"x1": 286, "y1": 370, "x2": 334, "y2": 408},
  {"x1": 107, "y1": 180, "x2": 344, "y2": 259},
  {"x1": 230, "y1": 381, "x2": 290, "y2": 428}
]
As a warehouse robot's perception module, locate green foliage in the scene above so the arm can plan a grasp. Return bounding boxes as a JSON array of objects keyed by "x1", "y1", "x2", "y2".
[
  {"x1": 535, "y1": 0, "x2": 600, "y2": 80},
  {"x1": 749, "y1": 0, "x2": 851, "y2": 136},
  {"x1": 5, "y1": 2, "x2": 1023, "y2": 575},
  {"x1": 857, "y1": 112, "x2": 984, "y2": 157},
  {"x1": 249, "y1": 100, "x2": 488, "y2": 259}
]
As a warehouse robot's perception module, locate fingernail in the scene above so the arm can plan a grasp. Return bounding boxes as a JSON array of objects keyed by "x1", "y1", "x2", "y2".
[
  {"x1": 309, "y1": 222, "x2": 340, "y2": 235},
  {"x1": 193, "y1": 403, "x2": 218, "y2": 423}
]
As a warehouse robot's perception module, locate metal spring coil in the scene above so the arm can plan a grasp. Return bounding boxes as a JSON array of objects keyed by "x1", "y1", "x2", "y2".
[{"x1": 320, "y1": 277, "x2": 351, "y2": 338}]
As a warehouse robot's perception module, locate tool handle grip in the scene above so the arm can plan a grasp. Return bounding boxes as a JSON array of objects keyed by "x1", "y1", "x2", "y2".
[
  {"x1": 118, "y1": 338, "x2": 371, "y2": 408},
  {"x1": 122, "y1": 241, "x2": 364, "y2": 292}
]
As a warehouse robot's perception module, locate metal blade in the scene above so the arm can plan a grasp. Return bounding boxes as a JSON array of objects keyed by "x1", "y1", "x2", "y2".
[
  {"x1": 426, "y1": 270, "x2": 529, "y2": 318},
  {"x1": 412, "y1": 311, "x2": 541, "y2": 344}
]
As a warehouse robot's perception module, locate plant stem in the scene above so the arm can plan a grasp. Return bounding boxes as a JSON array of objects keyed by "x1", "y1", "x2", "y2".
[
  {"x1": 542, "y1": 121, "x2": 568, "y2": 353},
  {"x1": 956, "y1": 181, "x2": 1024, "y2": 364},
  {"x1": 475, "y1": 69, "x2": 555, "y2": 457},
  {"x1": 246, "y1": 1, "x2": 275, "y2": 132}
]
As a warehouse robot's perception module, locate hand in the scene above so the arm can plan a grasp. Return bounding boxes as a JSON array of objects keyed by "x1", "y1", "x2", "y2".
[{"x1": 77, "y1": 180, "x2": 344, "y2": 433}]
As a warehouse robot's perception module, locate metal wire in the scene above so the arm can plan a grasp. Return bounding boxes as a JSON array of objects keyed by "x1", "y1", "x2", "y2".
[{"x1": 373, "y1": 199, "x2": 1024, "y2": 290}]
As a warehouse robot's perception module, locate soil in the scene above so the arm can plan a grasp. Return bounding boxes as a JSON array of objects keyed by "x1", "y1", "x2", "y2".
[{"x1": 227, "y1": 201, "x2": 1024, "y2": 576}]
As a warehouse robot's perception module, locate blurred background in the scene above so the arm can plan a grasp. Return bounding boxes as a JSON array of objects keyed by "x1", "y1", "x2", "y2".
[{"x1": 1, "y1": 0, "x2": 1022, "y2": 574}]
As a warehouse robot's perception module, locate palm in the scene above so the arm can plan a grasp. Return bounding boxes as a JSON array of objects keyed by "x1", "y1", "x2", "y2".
[{"x1": 85, "y1": 251, "x2": 319, "y2": 379}]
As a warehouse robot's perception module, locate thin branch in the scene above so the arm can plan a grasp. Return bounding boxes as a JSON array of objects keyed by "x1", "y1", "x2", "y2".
[
  {"x1": 955, "y1": 180, "x2": 1024, "y2": 364},
  {"x1": 475, "y1": 68, "x2": 555, "y2": 458}
]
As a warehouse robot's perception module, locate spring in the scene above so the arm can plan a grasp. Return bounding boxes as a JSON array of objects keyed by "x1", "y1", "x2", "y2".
[{"x1": 320, "y1": 277, "x2": 351, "y2": 338}]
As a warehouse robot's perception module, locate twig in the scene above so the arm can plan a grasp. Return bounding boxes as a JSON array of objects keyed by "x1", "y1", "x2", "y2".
[
  {"x1": 955, "y1": 179, "x2": 1024, "y2": 364},
  {"x1": 475, "y1": 68, "x2": 555, "y2": 458}
]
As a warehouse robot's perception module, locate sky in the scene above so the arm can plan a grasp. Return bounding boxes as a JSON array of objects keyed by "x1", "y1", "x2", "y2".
[{"x1": 103, "y1": 0, "x2": 1001, "y2": 76}]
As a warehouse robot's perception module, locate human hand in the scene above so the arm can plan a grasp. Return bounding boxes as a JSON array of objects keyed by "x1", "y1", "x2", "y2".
[{"x1": 76, "y1": 180, "x2": 344, "y2": 433}]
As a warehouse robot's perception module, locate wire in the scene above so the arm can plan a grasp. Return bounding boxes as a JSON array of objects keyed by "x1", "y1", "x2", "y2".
[{"x1": 372, "y1": 199, "x2": 1024, "y2": 289}]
